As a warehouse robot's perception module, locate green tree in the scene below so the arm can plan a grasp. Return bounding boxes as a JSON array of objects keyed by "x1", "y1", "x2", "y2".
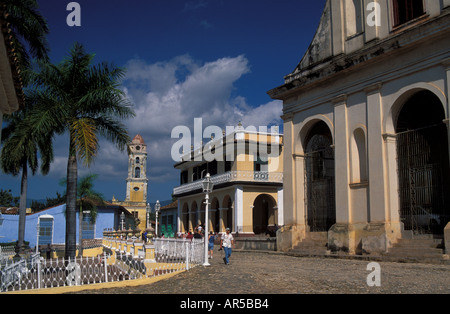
[
  {"x1": 0, "y1": 0, "x2": 50, "y2": 256},
  {"x1": 30, "y1": 191, "x2": 66, "y2": 212},
  {"x1": 1, "y1": 0, "x2": 50, "y2": 72},
  {"x1": 1, "y1": 103, "x2": 54, "y2": 255},
  {"x1": 30, "y1": 42, "x2": 135, "y2": 259},
  {"x1": 0, "y1": 189, "x2": 19, "y2": 207}
]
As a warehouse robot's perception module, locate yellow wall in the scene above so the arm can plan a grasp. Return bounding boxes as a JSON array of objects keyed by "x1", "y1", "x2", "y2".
[{"x1": 179, "y1": 185, "x2": 280, "y2": 234}]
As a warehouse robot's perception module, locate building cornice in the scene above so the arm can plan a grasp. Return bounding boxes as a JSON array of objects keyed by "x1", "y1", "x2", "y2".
[{"x1": 268, "y1": 10, "x2": 450, "y2": 101}]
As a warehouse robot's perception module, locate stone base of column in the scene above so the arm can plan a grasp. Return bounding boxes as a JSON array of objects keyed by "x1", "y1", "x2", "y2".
[
  {"x1": 276, "y1": 224, "x2": 306, "y2": 252},
  {"x1": 328, "y1": 222, "x2": 403, "y2": 255}
]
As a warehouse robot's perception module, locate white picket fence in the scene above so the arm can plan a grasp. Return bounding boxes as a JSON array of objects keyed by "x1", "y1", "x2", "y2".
[{"x1": 0, "y1": 238, "x2": 205, "y2": 293}]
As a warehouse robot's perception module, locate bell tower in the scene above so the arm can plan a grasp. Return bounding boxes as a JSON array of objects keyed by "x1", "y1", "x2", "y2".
[{"x1": 126, "y1": 134, "x2": 148, "y2": 203}]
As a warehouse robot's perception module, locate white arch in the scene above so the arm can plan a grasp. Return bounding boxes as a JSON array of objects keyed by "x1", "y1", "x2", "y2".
[
  {"x1": 295, "y1": 114, "x2": 335, "y2": 155},
  {"x1": 384, "y1": 83, "x2": 447, "y2": 134}
]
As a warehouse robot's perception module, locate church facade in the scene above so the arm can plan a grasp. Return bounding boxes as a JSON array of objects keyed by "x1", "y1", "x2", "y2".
[{"x1": 268, "y1": 0, "x2": 450, "y2": 254}]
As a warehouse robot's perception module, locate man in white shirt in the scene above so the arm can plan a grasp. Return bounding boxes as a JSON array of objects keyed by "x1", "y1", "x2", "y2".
[{"x1": 220, "y1": 228, "x2": 234, "y2": 265}]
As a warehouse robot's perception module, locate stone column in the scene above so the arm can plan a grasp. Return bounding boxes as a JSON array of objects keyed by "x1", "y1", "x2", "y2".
[
  {"x1": 188, "y1": 210, "x2": 194, "y2": 232},
  {"x1": 328, "y1": 95, "x2": 355, "y2": 254},
  {"x1": 365, "y1": 83, "x2": 388, "y2": 222},
  {"x1": 293, "y1": 154, "x2": 306, "y2": 229},
  {"x1": 363, "y1": 83, "x2": 391, "y2": 254},
  {"x1": 332, "y1": 95, "x2": 351, "y2": 224},
  {"x1": 277, "y1": 188, "x2": 284, "y2": 227},
  {"x1": 234, "y1": 186, "x2": 243, "y2": 233},
  {"x1": 382, "y1": 133, "x2": 402, "y2": 242},
  {"x1": 218, "y1": 208, "x2": 227, "y2": 233}
]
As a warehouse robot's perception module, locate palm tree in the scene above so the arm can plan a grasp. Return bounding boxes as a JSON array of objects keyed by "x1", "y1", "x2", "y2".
[
  {"x1": 1, "y1": 104, "x2": 54, "y2": 256},
  {"x1": 30, "y1": 42, "x2": 135, "y2": 259},
  {"x1": 1, "y1": 0, "x2": 50, "y2": 72},
  {"x1": 61, "y1": 174, "x2": 105, "y2": 256},
  {"x1": 0, "y1": 0, "x2": 49, "y2": 257}
]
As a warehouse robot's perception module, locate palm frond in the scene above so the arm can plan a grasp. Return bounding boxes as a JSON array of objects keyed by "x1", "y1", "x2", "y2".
[{"x1": 70, "y1": 118, "x2": 99, "y2": 167}]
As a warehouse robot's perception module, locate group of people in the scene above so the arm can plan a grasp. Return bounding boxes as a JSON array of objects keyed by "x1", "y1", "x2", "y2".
[{"x1": 175, "y1": 226, "x2": 235, "y2": 265}]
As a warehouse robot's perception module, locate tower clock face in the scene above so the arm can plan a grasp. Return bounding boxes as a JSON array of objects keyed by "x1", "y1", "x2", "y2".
[{"x1": 136, "y1": 146, "x2": 141, "y2": 151}]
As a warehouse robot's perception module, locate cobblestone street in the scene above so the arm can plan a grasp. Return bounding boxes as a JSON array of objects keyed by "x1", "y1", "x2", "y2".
[{"x1": 71, "y1": 248, "x2": 450, "y2": 294}]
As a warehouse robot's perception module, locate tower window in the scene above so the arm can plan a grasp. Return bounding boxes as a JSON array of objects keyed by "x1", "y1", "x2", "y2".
[
  {"x1": 135, "y1": 167, "x2": 141, "y2": 178},
  {"x1": 392, "y1": 0, "x2": 425, "y2": 27},
  {"x1": 136, "y1": 157, "x2": 140, "y2": 164}
]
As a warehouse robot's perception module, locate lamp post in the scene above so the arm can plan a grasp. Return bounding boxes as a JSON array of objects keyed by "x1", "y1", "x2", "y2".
[
  {"x1": 146, "y1": 203, "x2": 150, "y2": 229},
  {"x1": 202, "y1": 173, "x2": 214, "y2": 266},
  {"x1": 155, "y1": 200, "x2": 161, "y2": 238},
  {"x1": 35, "y1": 221, "x2": 40, "y2": 255},
  {"x1": 120, "y1": 212, "x2": 125, "y2": 231}
]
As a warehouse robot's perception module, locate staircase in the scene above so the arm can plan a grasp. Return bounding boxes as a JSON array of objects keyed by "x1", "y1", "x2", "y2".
[
  {"x1": 289, "y1": 232, "x2": 329, "y2": 256},
  {"x1": 383, "y1": 235, "x2": 446, "y2": 264}
]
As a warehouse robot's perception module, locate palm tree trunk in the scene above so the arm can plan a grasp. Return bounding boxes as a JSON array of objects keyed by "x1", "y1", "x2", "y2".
[
  {"x1": 79, "y1": 201, "x2": 83, "y2": 256},
  {"x1": 16, "y1": 161, "x2": 28, "y2": 257},
  {"x1": 65, "y1": 152, "x2": 78, "y2": 260}
]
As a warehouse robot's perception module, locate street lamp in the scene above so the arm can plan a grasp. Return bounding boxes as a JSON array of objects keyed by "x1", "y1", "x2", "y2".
[
  {"x1": 36, "y1": 221, "x2": 40, "y2": 254},
  {"x1": 120, "y1": 212, "x2": 125, "y2": 231},
  {"x1": 146, "y1": 203, "x2": 151, "y2": 229},
  {"x1": 202, "y1": 173, "x2": 214, "y2": 266},
  {"x1": 155, "y1": 200, "x2": 161, "y2": 238}
]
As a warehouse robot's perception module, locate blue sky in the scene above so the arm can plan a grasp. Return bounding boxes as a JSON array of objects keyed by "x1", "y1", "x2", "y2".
[{"x1": 0, "y1": 0, "x2": 326, "y2": 204}]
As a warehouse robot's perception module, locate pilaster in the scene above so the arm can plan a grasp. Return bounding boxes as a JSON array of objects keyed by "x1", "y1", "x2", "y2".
[
  {"x1": 234, "y1": 186, "x2": 244, "y2": 233},
  {"x1": 365, "y1": 83, "x2": 388, "y2": 222},
  {"x1": 333, "y1": 94, "x2": 351, "y2": 224}
]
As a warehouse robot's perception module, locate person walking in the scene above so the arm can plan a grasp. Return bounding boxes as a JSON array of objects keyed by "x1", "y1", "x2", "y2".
[
  {"x1": 208, "y1": 232, "x2": 215, "y2": 259},
  {"x1": 220, "y1": 228, "x2": 234, "y2": 265}
]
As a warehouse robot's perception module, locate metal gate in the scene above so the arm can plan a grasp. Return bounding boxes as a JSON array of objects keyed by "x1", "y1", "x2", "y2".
[
  {"x1": 396, "y1": 123, "x2": 450, "y2": 234},
  {"x1": 304, "y1": 134, "x2": 336, "y2": 232}
]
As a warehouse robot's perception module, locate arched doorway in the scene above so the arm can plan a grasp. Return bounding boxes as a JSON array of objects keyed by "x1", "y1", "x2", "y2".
[
  {"x1": 252, "y1": 194, "x2": 277, "y2": 235},
  {"x1": 304, "y1": 121, "x2": 336, "y2": 232},
  {"x1": 211, "y1": 198, "x2": 220, "y2": 233},
  {"x1": 222, "y1": 195, "x2": 233, "y2": 231},
  {"x1": 190, "y1": 201, "x2": 198, "y2": 232},
  {"x1": 395, "y1": 90, "x2": 450, "y2": 235},
  {"x1": 182, "y1": 203, "x2": 189, "y2": 233}
]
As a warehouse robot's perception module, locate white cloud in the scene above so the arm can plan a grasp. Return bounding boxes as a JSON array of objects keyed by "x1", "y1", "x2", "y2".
[
  {"x1": 32, "y1": 54, "x2": 283, "y2": 198},
  {"x1": 120, "y1": 54, "x2": 283, "y2": 183}
]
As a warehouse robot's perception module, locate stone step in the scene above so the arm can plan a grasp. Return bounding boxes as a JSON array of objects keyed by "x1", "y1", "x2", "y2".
[
  {"x1": 386, "y1": 251, "x2": 443, "y2": 258},
  {"x1": 290, "y1": 233, "x2": 329, "y2": 255},
  {"x1": 389, "y1": 247, "x2": 444, "y2": 254},
  {"x1": 394, "y1": 240, "x2": 443, "y2": 248},
  {"x1": 307, "y1": 232, "x2": 328, "y2": 242},
  {"x1": 384, "y1": 237, "x2": 445, "y2": 262},
  {"x1": 289, "y1": 248, "x2": 328, "y2": 256}
]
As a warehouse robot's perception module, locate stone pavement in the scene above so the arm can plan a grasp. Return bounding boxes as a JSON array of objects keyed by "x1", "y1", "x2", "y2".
[{"x1": 70, "y1": 247, "x2": 450, "y2": 294}]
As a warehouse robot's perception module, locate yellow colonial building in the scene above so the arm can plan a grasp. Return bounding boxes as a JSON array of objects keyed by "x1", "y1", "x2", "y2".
[
  {"x1": 172, "y1": 124, "x2": 284, "y2": 237},
  {"x1": 112, "y1": 134, "x2": 149, "y2": 233}
]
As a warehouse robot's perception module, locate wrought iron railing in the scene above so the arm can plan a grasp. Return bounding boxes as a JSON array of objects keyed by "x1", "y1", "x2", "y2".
[{"x1": 173, "y1": 171, "x2": 283, "y2": 195}]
